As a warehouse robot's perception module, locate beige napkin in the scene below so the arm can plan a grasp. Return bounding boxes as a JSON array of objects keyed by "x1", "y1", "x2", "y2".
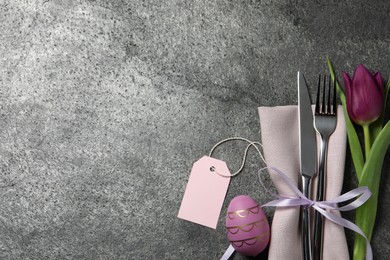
[{"x1": 258, "y1": 105, "x2": 349, "y2": 260}]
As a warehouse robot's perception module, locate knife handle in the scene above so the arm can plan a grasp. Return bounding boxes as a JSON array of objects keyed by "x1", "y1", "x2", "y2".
[{"x1": 302, "y1": 176, "x2": 313, "y2": 260}]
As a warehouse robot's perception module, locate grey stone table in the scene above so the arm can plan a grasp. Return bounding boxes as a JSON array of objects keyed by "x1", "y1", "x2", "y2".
[{"x1": 1, "y1": 0, "x2": 389, "y2": 259}]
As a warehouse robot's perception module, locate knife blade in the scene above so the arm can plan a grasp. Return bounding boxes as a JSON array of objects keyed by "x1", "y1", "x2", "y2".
[{"x1": 298, "y1": 71, "x2": 317, "y2": 260}]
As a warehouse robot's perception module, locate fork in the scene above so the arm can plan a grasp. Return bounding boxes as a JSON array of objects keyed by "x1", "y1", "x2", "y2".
[{"x1": 312, "y1": 75, "x2": 337, "y2": 260}]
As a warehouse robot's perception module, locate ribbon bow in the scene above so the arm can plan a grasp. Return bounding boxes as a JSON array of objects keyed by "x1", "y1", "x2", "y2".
[{"x1": 261, "y1": 167, "x2": 372, "y2": 260}]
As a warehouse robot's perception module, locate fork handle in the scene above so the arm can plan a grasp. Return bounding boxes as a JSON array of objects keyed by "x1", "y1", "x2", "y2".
[{"x1": 313, "y1": 137, "x2": 329, "y2": 260}]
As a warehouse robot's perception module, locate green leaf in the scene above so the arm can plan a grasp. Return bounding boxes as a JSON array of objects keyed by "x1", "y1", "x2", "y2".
[
  {"x1": 370, "y1": 79, "x2": 390, "y2": 141},
  {"x1": 327, "y1": 56, "x2": 365, "y2": 180},
  {"x1": 361, "y1": 120, "x2": 390, "y2": 183},
  {"x1": 353, "y1": 120, "x2": 390, "y2": 260}
]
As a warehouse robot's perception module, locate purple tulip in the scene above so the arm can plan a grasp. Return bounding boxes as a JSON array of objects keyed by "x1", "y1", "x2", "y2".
[{"x1": 342, "y1": 64, "x2": 384, "y2": 125}]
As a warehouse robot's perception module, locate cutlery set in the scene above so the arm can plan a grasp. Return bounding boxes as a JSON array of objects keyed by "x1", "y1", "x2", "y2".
[{"x1": 298, "y1": 72, "x2": 337, "y2": 260}]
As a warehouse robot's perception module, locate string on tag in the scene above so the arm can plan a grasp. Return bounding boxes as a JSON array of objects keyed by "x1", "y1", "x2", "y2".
[{"x1": 208, "y1": 137, "x2": 267, "y2": 177}]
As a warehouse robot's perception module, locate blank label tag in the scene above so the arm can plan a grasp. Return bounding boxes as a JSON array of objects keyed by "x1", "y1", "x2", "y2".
[{"x1": 178, "y1": 156, "x2": 231, "y2": 229}]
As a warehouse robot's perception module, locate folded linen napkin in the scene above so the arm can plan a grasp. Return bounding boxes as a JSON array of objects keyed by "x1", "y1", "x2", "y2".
[{"x1": 258, "y1": 105, "x2": 349, "y2": 260}]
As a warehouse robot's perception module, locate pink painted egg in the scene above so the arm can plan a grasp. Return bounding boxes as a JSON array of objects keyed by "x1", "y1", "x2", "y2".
[{"x1": 226, "y1": 195, "x2": 270, "y2": 256}]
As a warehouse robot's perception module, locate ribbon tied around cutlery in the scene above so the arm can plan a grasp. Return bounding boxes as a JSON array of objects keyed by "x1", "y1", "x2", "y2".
[
  {"x1": 259, "y1": 166, "x2": 373, "y2": 260},
  {"x1": 200, "y1": 137, "x2": 372, "y2": 260}
]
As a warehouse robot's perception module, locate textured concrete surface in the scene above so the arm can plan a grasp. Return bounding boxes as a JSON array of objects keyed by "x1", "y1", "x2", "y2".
[{"x1": 0, "y1": 0, "x2": 390, "y2": 259}]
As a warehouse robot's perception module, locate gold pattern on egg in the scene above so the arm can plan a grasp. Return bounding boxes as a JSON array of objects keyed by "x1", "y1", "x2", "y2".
[
  {"x1": 230, "y1": 232, "x2": 270, "y2": 247},
  {"x1": 226, "y1": 219, "x2": 268, "y2": 234},
  {"x1": 227, "y1": 204, "x2": 260, "y2": 219}
]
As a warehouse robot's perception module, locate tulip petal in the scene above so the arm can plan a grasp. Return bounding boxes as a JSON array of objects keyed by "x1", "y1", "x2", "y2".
[
  {"x1": 350, "y1": 64, "x2": 383, "y2": 124},
  {"x1": 371, "y1": 73, "x2": 386, "y2": 142},
  {"x1": 374, "y1": 72, "x2": 384, "y2": 94},
  {"x1": 342, "y1": 71, "x2": 356, "y2": 122}
]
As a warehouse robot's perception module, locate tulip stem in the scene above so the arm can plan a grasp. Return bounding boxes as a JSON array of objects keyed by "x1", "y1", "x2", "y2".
[{"x1": 363, "y1": 124, "x2": 371, "y2": 160}]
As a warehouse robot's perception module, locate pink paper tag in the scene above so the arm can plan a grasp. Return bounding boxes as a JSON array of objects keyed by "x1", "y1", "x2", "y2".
[{"x1": 178, "y1": 156, "x2": 231, "y2": 229}]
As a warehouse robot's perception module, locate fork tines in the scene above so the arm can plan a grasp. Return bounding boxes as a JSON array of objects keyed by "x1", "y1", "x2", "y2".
[{"x1": 315, "y1": 75, "x2": 337, "y2": 115}]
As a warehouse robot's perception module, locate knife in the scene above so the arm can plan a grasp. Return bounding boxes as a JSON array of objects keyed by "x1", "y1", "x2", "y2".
[{"x1": 298, "y1": 71, "x2": 317, "y2": 260}]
